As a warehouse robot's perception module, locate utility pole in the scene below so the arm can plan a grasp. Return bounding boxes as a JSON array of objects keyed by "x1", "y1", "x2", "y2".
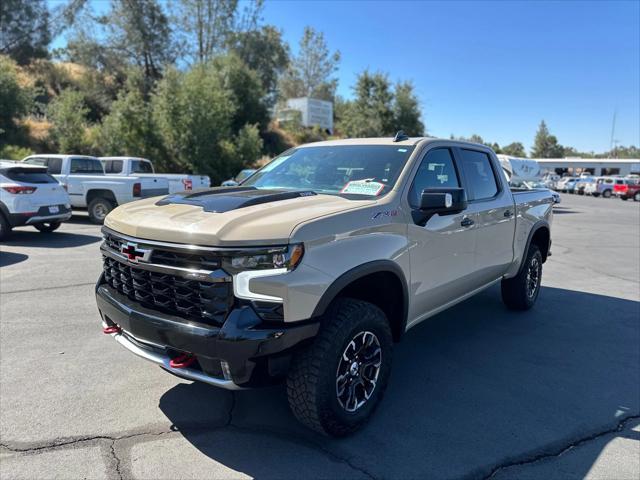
[{"x1": 609, "y1": 109, "x2": 618, "y2": 158}]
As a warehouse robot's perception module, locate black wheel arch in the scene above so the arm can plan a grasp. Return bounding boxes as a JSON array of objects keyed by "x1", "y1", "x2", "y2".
[
  {"x1": 518, "y1": 220, "x2": 551, "y2": 275},
  {"x1": 311, "y1": 260, "x2": 409, "y2": 342}
]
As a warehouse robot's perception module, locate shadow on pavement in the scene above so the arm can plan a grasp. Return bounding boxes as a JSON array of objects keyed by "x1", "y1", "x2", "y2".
[
  {"x1": 0, "y1": 251, "x2": 29, "y2": 267},
  {"x1": 1, "y1": 230, "x2": 101, "y2": 248},
  {"x1": 159, "y1": 285, "x2": 639, "y2": 479}
]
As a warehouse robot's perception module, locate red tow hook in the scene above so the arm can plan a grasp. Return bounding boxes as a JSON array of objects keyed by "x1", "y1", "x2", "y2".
[
  {"x1": 169, "y1": 353, "x2": 196, "y2": 369},
  {"x1": 103, "y1": 325, "x2": 121, "y2": 334}
]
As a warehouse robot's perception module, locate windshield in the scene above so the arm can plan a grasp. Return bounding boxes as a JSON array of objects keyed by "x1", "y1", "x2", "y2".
[{"x1": 243, "y1": 145, "x2": 416, "y2": 197}]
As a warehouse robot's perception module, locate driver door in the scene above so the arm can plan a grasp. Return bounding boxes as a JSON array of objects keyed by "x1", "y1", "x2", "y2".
[{"x1": 407, "y1": 147, "x2": 478, "y2": 327}]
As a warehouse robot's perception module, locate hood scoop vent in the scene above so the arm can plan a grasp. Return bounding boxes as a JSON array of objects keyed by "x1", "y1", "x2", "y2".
[{"x1": 155, "y1": 187, "x2": 317, "y2": 213}]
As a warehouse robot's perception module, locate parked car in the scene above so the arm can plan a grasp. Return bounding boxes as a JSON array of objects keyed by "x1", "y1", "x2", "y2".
[
  {"x1": 614, "y1": 178, "x2": 640, "y2": 201},
  {"x1": 584, "y1": 177, "x2": 615, "y2": 198},
  {"x1": 221, "y1": 169, "x2": 257, "y2": 187},
  {"x1": 96, "y1": 136, "x2": 553, "y2": 436},
  {"x1": 574, "y1": 176, "x2": 596, "y2": 195},
  {"x1": 100, "y1": 157, "x2": 210, "y2": 193},
  {"x1": 510, "y1": 179, "x2": 561, "y2": 204},
  {"x1": 0, "y1": 160, "x2": 72, "y2": 240},
  {"x1": 558, "y1": 177, "x2": 579, "y2": 193},
  {"x1": 23, "y1": 155, "x2": 169, "y2": 224},
  {"x1": 541, "y1": 173, "x2": 560, "y2": 190}
]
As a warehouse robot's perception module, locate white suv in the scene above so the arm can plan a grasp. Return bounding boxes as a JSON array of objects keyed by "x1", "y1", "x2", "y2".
[{"x1": 0, "y1": 160, "x2": 72, "y2": 240}]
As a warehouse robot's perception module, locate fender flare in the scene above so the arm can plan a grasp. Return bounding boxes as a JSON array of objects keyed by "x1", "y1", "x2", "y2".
[
  {"x1": 518, "y1": 220, "x2": 551, "y2": 275},
  {"x1": 311, "y1": 260, "x2": 409, "y2": 340}
]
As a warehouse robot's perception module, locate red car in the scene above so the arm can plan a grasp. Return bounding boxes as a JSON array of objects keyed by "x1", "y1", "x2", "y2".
[{"x1": 613, "y1": 178, "x2": 640, "y2": 201}]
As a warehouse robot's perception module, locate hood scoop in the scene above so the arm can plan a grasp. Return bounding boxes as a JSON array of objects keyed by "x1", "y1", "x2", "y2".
[{"x1": 155, "y1": 187, "x2": 318, "y2": 213}]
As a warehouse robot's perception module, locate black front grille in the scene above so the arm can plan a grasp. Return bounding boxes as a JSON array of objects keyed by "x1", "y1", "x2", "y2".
[{"x1": 102, "y1": 256, "x2": 232, "y2": 325}]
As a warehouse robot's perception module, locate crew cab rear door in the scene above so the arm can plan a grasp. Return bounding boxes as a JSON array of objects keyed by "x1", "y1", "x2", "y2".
[
  {"x1": 406, "y1": 146, "x2": 479, "y2": 324},
  {"x1": 454, "y1": 147, "x2": 516, "y2": 285}
]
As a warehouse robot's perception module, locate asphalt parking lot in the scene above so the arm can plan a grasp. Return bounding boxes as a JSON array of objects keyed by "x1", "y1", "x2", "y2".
[{"x1": 1, "y1": 194, "x2": 639, "y2": 480}]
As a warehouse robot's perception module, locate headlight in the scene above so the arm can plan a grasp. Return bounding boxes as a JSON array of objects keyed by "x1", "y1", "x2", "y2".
[{"x1": 224, "y1": 244, "x2": 304, "y2": 273}]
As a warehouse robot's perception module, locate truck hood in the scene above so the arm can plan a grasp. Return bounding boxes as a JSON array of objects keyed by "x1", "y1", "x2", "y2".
[{"x1": 104, "y1": 187, "x2": 376, "y2": 246}]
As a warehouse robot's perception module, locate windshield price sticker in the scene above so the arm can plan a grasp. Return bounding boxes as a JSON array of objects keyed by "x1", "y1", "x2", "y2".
[{"x1": 341, "y1": 180, "x2": 385, "y2": 196}]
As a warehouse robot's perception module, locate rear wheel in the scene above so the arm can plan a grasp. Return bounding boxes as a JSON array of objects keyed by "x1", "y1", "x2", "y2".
[
  {"x1": 501, "y1": 244, "x2": 543, "y2": 311},
  {"x1": 286, "y1": 298, "x2": 393, "y2": 437},
  {"x1": 34, "y1": 221, "x2": 61, "y2": 233},
  {"x1": 88, "y1": 197, "x2": 114, "y2": 224},
  {"x1": 621, "y1": 196, "x2": 628, "y2": 201},
  {"x1": 0, "y1": 213, "x2": 11, "y2": 241}
]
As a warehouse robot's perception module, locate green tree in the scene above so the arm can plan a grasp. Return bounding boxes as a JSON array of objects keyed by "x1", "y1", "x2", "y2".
[
  {"x1": 0, "y1": 0, "x2": 50, "y2": 64},
  {"x1": 95, "y1": 72, "x2": 163, "y2": 160},
  {"x1": 531, "y1": 120, "x2": 564, "y2": 158},
  {"x1": 210, "y1": 54, "x2": 268, "y2": 131},
  {"x1": 0, "y1": 56, "x2": 32, "y2": 143},
  {"x1": 279, "y1": 26, "x2": 340, "y2": 101},
  {"x1": 502, "y1": 142, "x2": 526, "y2": 157},
  {"x1": 227, "y1": 25, "x2": 289, "y2": 105},
  {"x1": 48, "y1": 89, "x2": 89, "y2": 153},
  {"x1": 339, "y1": 71, "x2": 394, "y2": 137},
  {"x1": 392, "y1": 81, "x2": 424, "y2": 136}
]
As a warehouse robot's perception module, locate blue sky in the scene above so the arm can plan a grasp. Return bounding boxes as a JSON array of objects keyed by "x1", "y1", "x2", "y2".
[{"x1": 49, "y1": 0, "x2": 639, "y2": 153}]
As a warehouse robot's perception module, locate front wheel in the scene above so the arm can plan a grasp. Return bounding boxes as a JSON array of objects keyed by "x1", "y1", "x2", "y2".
[
  {"x1": 501, "y1": 244, "x2": 543, "y2": 311},
  {"x1": 34, "y1": 221, "x2": 61, "y2": 233},
  {"x1": 88, "y1": 197, "x2": 114, "y2": 224},
  {"x1": 592, "y1": 192, "x2": 600, "y2": 198},
  {"x1": 286, "y1": 298, "x2": 393, "y2": 437},
  {"x1": 602, "y1": 190, "x2": 612, "y2": 198}
]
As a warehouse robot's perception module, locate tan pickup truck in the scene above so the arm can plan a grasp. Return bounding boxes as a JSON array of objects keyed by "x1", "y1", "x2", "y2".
[{"x1": 96, "y1": 134, "x2": 553, "y2": 436}]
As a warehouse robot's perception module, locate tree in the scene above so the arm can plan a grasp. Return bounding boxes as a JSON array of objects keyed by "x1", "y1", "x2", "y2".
[
  {"x1": 100, "y1": 0, "x2": 175, "y2": 88},
  {"x1": 531, "y1": 120, "x2": 564, "y2": 158},
  {"x1": 338, "y1": 71, "x2": 394, "y2": 137},
  {"x1": 95, "y1": 71, "x2": 163, "y2": 161},
  {"x1": 173, "y1": 0, "x2": 263, "y2": 65},
  {"x1": 502, "y1": 142, "x2": 526, "y2": 157},
  {"x1": 227, "y1": 25, "x2": 289, "y2": 105},
  {"x1": 48, "y1": 89, "x2": 89, "y2": 152},
  {"x1": 392, "y1": 81, "x2": 424, "y2": 136},
  {"x1": 0, "y1": 0, "x2": 50, "y2": 64},
  {"x1": 0, "y1": 56, "x2": 32, "y2": 143},
  {"x1": 279, "y1": 26, "x2": 340, "y2": 101}
]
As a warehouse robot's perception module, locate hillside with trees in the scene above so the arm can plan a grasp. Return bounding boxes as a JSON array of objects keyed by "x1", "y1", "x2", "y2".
[{"x1": 1, "y1": 0, "x2": 636, "y2": 184}]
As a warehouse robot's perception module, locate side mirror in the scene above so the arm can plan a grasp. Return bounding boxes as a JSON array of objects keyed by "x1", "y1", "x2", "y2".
[{"x1": 419, "y1": 187, "x2": 467, "y2": 214}]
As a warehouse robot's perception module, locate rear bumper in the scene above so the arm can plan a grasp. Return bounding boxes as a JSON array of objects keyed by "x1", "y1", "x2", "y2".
[
  {"x1": 95, "y1": 275, "x2": 319, "y2": 388},
  {"x1": 8, "y1": 205, "x2": 72, "y2": 227}
]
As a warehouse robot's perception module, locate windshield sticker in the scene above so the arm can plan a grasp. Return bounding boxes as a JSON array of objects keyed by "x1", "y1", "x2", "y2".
[
  {"x1": 261, "y1": 155, "x2": 290, "y2": 173},
  {"x1": 341, "y1": 179, "x2": 385, "y2": 196}
]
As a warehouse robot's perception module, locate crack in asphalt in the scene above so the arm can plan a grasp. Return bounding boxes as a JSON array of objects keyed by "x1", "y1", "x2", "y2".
[
  {"x1": 480, "y1": 414, "x2": 640, "y2": 480},
  {"x1": 109, "y1": 440, "x2": 123, "y2": 480}
]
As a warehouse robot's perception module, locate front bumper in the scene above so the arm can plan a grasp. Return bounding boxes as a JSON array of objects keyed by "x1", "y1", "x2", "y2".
[{"x1": 96, "y1": 275, "x2": 319, "y2": 388}]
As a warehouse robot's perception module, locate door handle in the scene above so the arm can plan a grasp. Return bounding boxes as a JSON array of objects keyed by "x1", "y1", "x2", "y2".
[
  {"x1": 504, "y1": 210, "x2": 513, "y2": 218},
  {"x1": 461, "y1": 217, "x2": 475, "y2": 228}
]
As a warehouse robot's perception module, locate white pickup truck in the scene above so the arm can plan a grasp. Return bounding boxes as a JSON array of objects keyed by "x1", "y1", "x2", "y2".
[
  {"x1": 23, "y1": 155, "x2": 169, "y2": 223},
  {"x1": 100, "y1": 157, "x2": 210, "y2": 193}
]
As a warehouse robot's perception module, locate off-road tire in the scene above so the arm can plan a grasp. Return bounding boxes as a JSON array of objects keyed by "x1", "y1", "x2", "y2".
[
  {"x1": 34, "y1": 221, "x2": 61, "y2": 233},
  {"x1": 0, "y1": 213, "x2": 11, "y2": 241},
  {"x1": 88, "y1": 197, "x2": 114, "y2": 224},
  {"x1": 501, "y1": 244, "x2": 543, "y2": 311},
  {"x1": 286, "y1": 298, "x2": 393, "y2": 437}
]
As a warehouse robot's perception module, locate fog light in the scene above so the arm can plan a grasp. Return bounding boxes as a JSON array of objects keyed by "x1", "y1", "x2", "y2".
[{"x1": 221, "y1": 360, "x2": 232, "y2": 381}]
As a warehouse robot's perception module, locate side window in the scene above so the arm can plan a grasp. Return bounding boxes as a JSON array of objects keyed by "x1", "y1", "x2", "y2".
[
  {"x1": 47, "y1": 158, "x2": 62, "y2": 174},
  {"x1": 459, "y1": 149, "x2": 499, "y2": 201},
  {"x1": 131, "y1": 160, "x2": 152, "y2": 173},
  {"x1": 104, "y1": 160, "x2": 123, "y2": 173},
  {"x1": 70, "y1": 158, "x2": 103, "y2": 174},
  {"x1": 409, "y1": 148, "x2": 459, "y2": 208}
]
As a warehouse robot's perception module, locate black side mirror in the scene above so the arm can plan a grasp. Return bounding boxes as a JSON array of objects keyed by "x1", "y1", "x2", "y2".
[{"x1": 419, "y1": 187, "x2": 467, "y2": 214}]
